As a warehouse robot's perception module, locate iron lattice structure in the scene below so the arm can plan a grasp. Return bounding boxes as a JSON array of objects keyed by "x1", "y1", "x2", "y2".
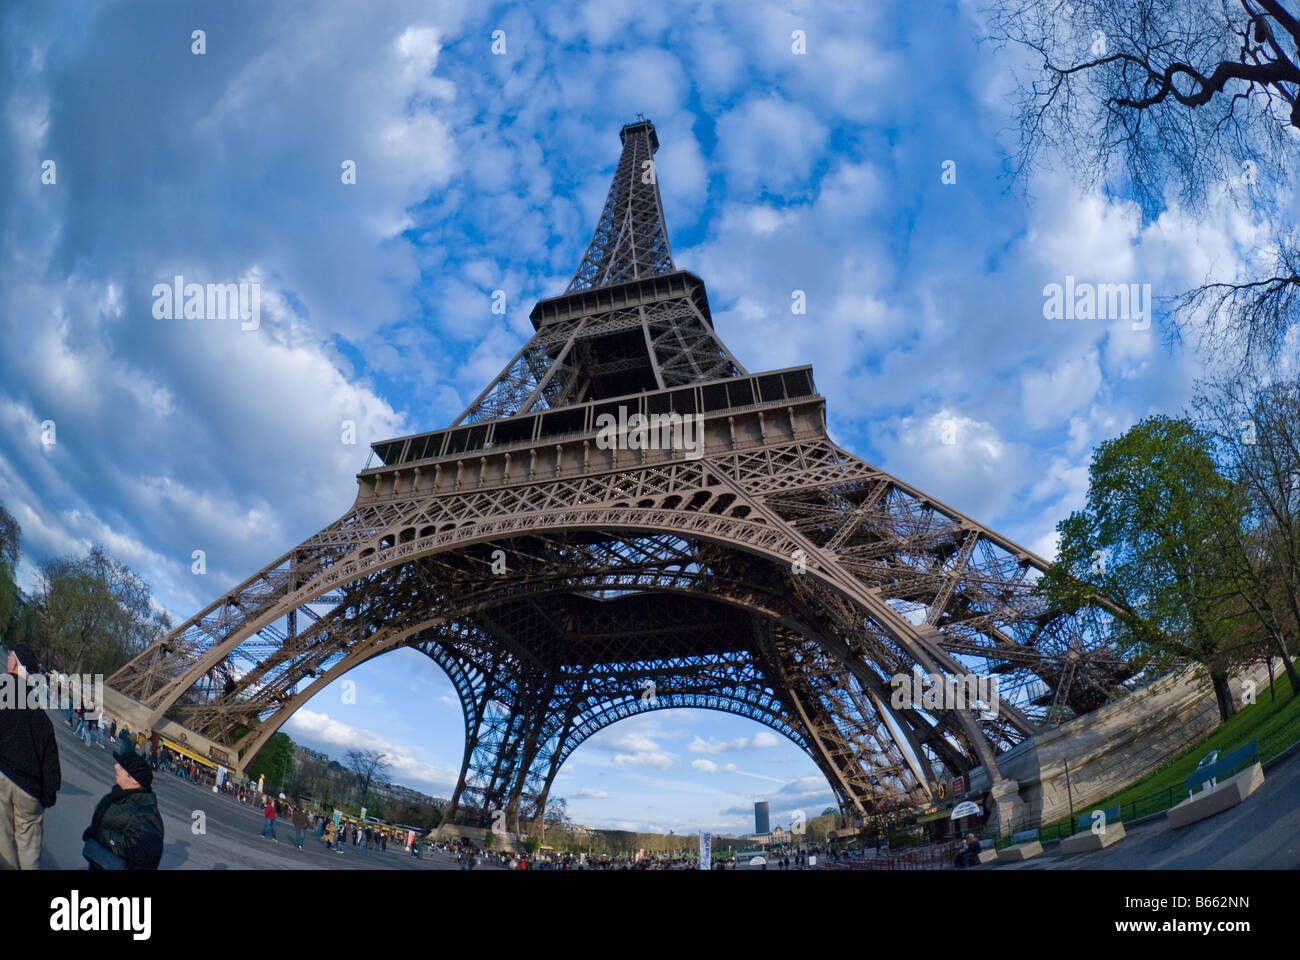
[{"x1": 111, "y1": 120, "x2": 1133, "y2": 833}]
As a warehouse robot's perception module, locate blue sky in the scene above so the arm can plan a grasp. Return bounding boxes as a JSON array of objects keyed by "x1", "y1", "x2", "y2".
[{"x1": 0, "y1": 0, "x2": 1281, "y2": 834}]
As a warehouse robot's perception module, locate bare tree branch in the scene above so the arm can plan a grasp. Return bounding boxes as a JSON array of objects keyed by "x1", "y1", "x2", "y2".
[{"x1": 983, "y1": 0, "x2": 1300, "y2": 363}]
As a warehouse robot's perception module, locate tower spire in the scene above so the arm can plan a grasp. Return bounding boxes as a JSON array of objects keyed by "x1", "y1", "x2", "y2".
[{"x1": 566, "y1": 118, "x2": 675, "y2": 292}]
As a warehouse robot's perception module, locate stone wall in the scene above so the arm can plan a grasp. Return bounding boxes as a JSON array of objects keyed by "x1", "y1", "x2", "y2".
[
  {"x1": 968, "y1": 659, "x2": 1281, "y2": 827},
  {"x1": 431, "y1": 822, "x2": 520, "y2": 849},
  {"x1": 100, "y1": 684, "x2": 239, "y2": 768}
]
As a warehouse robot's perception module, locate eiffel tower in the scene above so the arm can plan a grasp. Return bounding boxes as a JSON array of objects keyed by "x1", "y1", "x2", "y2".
[{"x1": 110, "y1": 118, "x2": 1132, "y2": 834}]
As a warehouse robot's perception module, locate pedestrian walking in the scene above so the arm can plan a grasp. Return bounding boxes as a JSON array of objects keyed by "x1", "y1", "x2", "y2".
[
  {"x1": 116, "y1": 725, "x2": 133, "y2": 756},
  {"x1": 292, "y1": 806, "x2": 308, "y2": 851},
  {"x1": 82, "y1": 750, "x2": 164, "y2": 870},
  {"x1": 0, "y1": 645, "x2": 60, "y2": 870},
  {"x1": 261, "y1": 798, "x2": 278, "y2": 841}
]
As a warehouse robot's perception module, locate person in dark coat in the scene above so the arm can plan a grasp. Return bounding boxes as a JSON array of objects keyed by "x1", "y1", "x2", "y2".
[
  {"x1": 954, "y1": 833, "x2": 983, "y2": 868},
  {"x1": 82, "y1": 751, "x2": 164, "y2": 870},
  {"x1": 292, "y1": 806, "x2": 309, "y2": 851},
  {"x1": 0, "y1": 644, "x2": 60, "y2": 869}
]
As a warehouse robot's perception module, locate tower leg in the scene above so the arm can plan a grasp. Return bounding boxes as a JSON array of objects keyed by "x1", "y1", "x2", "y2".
[{"x1": 987, "y1": 779, "x2": 1028, "y2": 837}]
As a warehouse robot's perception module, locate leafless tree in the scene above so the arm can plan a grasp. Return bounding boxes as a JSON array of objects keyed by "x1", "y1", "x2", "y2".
[
  {"x1": 1194, "y1": 373, "x2": 1300, "y2": 692},
  {"x1": 985, "y1": 0, "x2": 1300, "y2": 363},
  {"x1": 344, "y1": 748, "x2": 391, "y2": 811}
]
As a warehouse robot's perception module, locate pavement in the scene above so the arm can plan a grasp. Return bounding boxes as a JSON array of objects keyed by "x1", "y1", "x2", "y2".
[
  {"x1": 987, "y1": 742, "x2": 1300, "y2": 869},
  {"x1": 35, "y1": 711, "x2": 494, "y2": 870}
]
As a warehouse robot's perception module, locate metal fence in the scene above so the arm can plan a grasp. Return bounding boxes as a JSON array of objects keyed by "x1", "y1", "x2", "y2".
[{"x1": 836, "y1": 839, "x2": 964, "y2": 870}]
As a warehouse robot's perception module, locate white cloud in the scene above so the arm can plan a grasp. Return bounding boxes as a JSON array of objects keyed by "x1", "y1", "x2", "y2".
[
  {"x1": 589, "y1": 724, "x2": 675, "y2": 770},
  {"x1": 714, "y1": 94, "x2": 828, "y2": 197},
  {"x1": 1020, "y1": 352, "x2": 1103, "y2": 431},
  {"x1": 284, "y1": 708, "x2": 460, "y2": 794},
  {"x1": 691, "y1": 758, "x2": 738, "y2": 773},
  {"x1": 688, "y1": 732, "x2": 781, "y2": 754},
  {"x1": 613, "y1": 751, "x2": 673, "y2": 770},
  {"x1": 875, "y1": 409, "x2": 1029, "y2": 523}
]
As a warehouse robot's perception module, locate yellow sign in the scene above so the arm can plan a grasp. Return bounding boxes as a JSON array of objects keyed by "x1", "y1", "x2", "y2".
[{"x1": 160, "y1": 737, "x2": 220, "y2": 769}]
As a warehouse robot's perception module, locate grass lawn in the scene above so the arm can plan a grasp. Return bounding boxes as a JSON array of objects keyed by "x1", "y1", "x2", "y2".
[{"x1": 1035, "y1": 670, "x2": 1300, "y2": 840}]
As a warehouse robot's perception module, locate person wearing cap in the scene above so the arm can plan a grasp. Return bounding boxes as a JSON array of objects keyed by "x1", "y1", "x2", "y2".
[
  {"x1": 0, "y1": 643, "x2": 60, "y2": 870},
  {"x1": 82, "y1": 750, "x2": 164, "y2": 870}
]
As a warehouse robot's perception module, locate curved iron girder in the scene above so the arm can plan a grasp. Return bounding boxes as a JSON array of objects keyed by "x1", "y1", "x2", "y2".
[
  {"x1": 212, "y1": 567, "x2": 936, "y2": 829},
  {"x1": 126, "y1": 503, "x2": 1043, "y2": 751},
  {"x1": 114, "y1": 433, "x2": 1123, "y2": 739},
  {"x1": 119, "y1": 512, "x2": 1049, "y2": 821}
]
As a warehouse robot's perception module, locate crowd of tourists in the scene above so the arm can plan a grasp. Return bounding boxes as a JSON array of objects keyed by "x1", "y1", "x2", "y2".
[{"x1": 2, "y1": 644, "x2": 862, "y2": 873}]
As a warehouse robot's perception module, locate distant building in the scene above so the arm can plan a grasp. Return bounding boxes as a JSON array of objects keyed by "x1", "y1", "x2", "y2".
[
  {"x1": 291, "y1": 745, "x2": 330, "y2": 779},
  {"x1": 373, "y1": 781, "x2": 446, "y2": 807},
  {"x1": 755, "y1": 801, "x2": 770, "y2": 835}
]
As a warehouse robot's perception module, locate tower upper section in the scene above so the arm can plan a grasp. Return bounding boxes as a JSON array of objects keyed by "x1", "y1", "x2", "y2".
[{"x1": 566, "y1": 119, "x2": 676, "y2": 292}]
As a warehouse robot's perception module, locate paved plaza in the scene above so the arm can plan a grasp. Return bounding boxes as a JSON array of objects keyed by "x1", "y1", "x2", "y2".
[
  {"x1": 989, "y1": 747, "x2": 1300, "y2": 870},
  {"x1": 35, "y1": 713, "x2": 493, "y2": 871}
]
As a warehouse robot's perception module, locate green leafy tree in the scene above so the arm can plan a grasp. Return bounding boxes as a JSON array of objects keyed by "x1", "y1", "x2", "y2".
[
  {"x1": 1038, "y1": 416, "x2": 1257, "y2": 721},
  {"x1": 0, "y1": 560, "x2": 20, "y2": 645},
  {"x1": 0, "y1": 503, "x2": 21, "y2": 644},
  {"x1": 0, "y1": 502, "x2": 18, "y2": 569},
  {"x1": 245, "y1": 732, "x2": 296, "y2": 793},
  {"x1": 35, "y1": 545, "x2": 169, "y2": 675}
]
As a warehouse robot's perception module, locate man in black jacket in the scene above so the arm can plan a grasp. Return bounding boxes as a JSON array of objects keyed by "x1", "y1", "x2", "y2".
[
  {"x1": 0, "y1": 643, "x2": 60, "y2": 870},
  {"x1": 82, "y1": 751, "x2": 164, "y2": 870}
]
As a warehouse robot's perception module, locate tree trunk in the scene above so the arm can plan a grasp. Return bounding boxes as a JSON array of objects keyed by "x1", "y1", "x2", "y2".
[
  {"x1": 1272, "y1": 638, "x2": 1300, "y2": 697},
  {"x1": 1210, "y1": 671, "x2": 1237, "y2": 722}
]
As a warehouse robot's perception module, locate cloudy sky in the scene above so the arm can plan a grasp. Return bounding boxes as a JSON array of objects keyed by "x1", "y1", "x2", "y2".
[{"x1": 0, "y1": 0, "x2": 1277, "y2": 834}]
